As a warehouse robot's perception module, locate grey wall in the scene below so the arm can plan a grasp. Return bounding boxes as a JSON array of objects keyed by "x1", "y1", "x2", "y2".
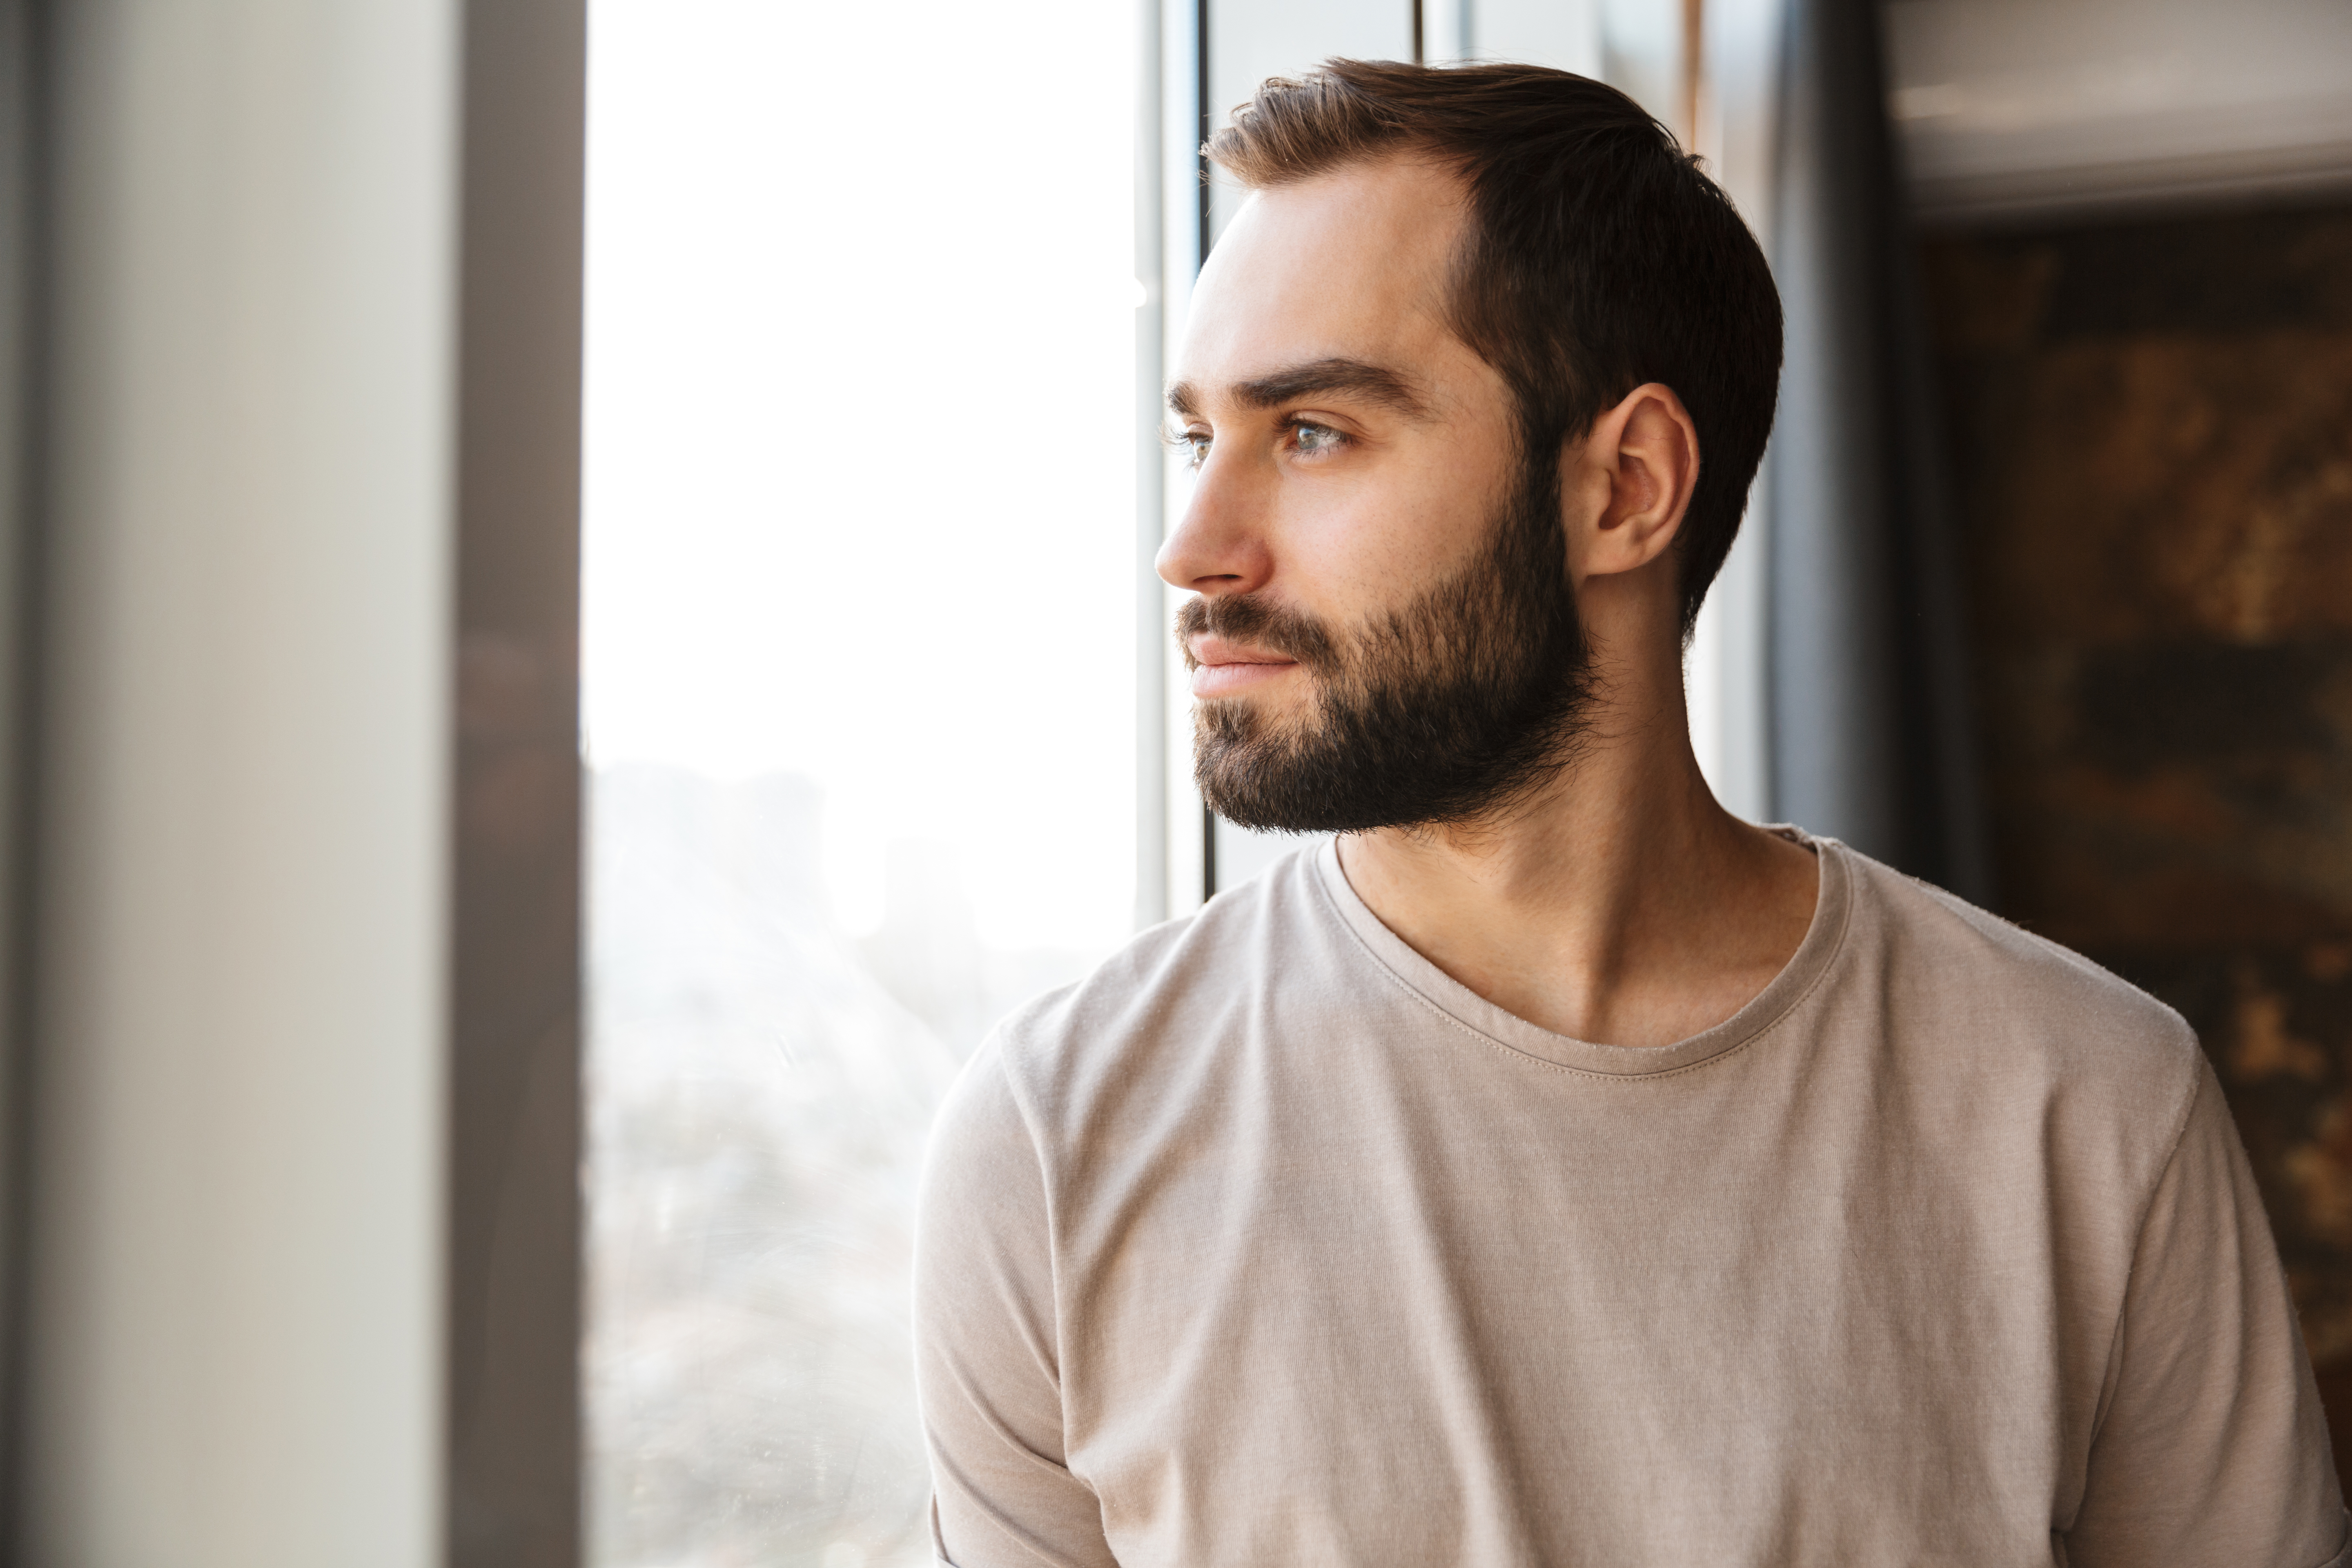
[{"x1": 17, "y1": 0, "x2": 457, "y2": 1560}]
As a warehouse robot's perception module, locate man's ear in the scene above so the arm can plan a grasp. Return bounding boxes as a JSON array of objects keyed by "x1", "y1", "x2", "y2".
[{"x1": 1562, "y1": 382, "x2": 1700, "y2": 582}]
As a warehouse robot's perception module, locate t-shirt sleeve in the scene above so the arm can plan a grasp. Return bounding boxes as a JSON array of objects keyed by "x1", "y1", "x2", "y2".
[
  {"x1": 913, "y1": 1036, "x2": 1118, "y2": 1568},
  {"x1": 2066, "y1": 1056, "x2": 2351, "y2": 1567}
]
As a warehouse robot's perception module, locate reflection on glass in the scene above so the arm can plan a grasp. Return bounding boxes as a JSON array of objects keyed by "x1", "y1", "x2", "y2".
[{"x1": 581, "y1": 2, "x2": 1136, "y2": 1561}]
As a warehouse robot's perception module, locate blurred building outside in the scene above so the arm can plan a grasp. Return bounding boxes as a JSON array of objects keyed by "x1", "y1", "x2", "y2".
[{"x1": 577, "y1": 0, "x2": 1138, "y2": 1561}]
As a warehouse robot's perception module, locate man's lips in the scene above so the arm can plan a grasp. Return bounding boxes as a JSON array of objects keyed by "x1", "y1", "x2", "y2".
[{"x1": 1186, "y1": 633, "x2": 1301, "y2": 699}]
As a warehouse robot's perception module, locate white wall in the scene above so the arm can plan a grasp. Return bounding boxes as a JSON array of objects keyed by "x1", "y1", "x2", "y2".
[{"x1": 22, "y1": 0, "x2": 457, "y2": 1561}]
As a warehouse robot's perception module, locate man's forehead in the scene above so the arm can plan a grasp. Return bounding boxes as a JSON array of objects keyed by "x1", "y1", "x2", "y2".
[
  {"x1": 1224, "y1": 154, "x2": 1469, "y2": 254},
  {"x1": 1174, "y1": 160, "x2": 1469, "y2": 404}
]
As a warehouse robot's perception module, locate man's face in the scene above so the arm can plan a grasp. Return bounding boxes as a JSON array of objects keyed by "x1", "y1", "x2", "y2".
[{"x1": 1160, "y1": 156, "x2": 1591, "y2": 832}]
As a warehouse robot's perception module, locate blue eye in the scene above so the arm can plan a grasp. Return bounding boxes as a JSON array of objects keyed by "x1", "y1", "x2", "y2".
[{"x1": 1293, "y1": 422, "x2": 1346, "y2": 456}]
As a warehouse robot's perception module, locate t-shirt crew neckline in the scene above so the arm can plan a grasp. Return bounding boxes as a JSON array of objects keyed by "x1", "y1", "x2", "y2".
[{"x1": 1310, "y1": 826, "x2": 1853, "y2": 1079}]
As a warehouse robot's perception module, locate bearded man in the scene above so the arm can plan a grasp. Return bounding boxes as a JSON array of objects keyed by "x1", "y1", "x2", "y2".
[{"x1": 912, "y1": 61, "x2": 2345, "y2": 1567}]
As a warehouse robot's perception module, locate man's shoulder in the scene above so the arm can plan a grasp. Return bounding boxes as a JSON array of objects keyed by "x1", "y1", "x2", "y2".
[
  {"x1": 1828, "y1": 837, "x2": 2203, "y2": 1113},
  {"x1": 966, "y1": 842, "x2": 1340, "y2": 1118}
]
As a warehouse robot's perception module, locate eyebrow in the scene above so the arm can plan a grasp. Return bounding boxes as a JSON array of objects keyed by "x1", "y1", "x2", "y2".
[{"x1": 1166, "y1": 356, "x2": 1434, "y2": 422}]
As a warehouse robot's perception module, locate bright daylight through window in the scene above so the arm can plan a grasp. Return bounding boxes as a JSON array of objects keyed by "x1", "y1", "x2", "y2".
[{"x1": 581, "y1": 3, "x2": 1138, "y2": 1561}]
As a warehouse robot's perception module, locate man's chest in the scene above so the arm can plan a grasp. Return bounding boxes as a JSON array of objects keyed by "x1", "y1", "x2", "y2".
[{"x1": 1045, "y1": 1073, "x2": 2099, "y2": 1566}]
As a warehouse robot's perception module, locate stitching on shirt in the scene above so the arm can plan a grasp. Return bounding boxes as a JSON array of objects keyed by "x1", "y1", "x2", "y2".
[
  {"x1": 1307, "y1": 846, "x2": 1856, "y2": 1084},
  {"x1": 2079, "y1": 1042, "x2": 2207, "y2": 1463},
  {"x1": 982, "y1": 1038, "x2": 1077, "y2": 1396}
]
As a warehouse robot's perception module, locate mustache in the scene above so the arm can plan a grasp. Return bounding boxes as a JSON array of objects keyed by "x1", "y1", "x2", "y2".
[{"x1": 1174, "y1": 592, "x2": 1340, "y2": 673}]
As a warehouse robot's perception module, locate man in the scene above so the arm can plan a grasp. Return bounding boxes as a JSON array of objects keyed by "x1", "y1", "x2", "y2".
[{"x1": 914, "y1": 60, "x2": 2345, "y2": 1566}]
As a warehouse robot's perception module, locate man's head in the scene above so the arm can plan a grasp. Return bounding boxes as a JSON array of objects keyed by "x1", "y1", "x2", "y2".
[{"x1": 1160, "y1": 60, "x2": 1781, "y2": 835}]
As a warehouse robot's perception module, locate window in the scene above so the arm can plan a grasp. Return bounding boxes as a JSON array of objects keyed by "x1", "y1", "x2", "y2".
[{"x1": 581, "y1": 4, "x2": 1138, "y2": 1561}]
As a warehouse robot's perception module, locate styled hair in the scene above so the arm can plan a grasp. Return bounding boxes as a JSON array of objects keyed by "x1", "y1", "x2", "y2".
[{"x1": 1206, "y1": 60, "x2": 1782, "y2": 635}]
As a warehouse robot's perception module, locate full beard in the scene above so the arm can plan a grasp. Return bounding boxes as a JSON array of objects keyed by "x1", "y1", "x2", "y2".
[{"x1": 1180, "y1": 456, "x2": 1594, "y2": 835}]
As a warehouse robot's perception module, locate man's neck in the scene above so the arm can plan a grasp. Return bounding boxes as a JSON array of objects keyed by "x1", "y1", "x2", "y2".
[{"x1": 1334, "y1": 696, "x2": 1818, "y2": 1051}]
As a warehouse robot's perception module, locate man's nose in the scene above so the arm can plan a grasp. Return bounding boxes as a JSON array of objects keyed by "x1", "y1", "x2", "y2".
[{"x1": 1155, "y1": 449, "x2": 1274, "y2": 598}]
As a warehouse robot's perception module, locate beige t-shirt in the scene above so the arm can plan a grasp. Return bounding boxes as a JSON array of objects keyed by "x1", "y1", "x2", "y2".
[{"x1": 915, "y1": 834, "x2": 2348, "y2": 1566}]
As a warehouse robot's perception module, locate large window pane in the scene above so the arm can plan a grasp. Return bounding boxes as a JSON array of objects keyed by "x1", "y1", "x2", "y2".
[{"x1": 581, "y1": 4, "x2": 1137, "y2": 1562}]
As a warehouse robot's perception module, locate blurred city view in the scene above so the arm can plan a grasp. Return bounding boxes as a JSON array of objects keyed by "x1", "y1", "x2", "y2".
[
  {"x1": 588, "y1": 765, "x2": 1108, "y2": 1566},
  {"x1": 578, "y1": 0, "x2": 1136, "y2": 1560}
]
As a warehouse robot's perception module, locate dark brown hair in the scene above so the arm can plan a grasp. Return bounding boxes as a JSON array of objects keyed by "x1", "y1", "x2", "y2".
[{"x1": 1206, "y1": 59, "x2": 1782, "y2": 635}]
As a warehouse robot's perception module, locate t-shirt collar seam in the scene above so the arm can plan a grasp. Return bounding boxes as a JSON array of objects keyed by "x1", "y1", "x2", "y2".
[{"x1": 1305, "y1": 836, "x2": 1855, "y2": 1082}]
